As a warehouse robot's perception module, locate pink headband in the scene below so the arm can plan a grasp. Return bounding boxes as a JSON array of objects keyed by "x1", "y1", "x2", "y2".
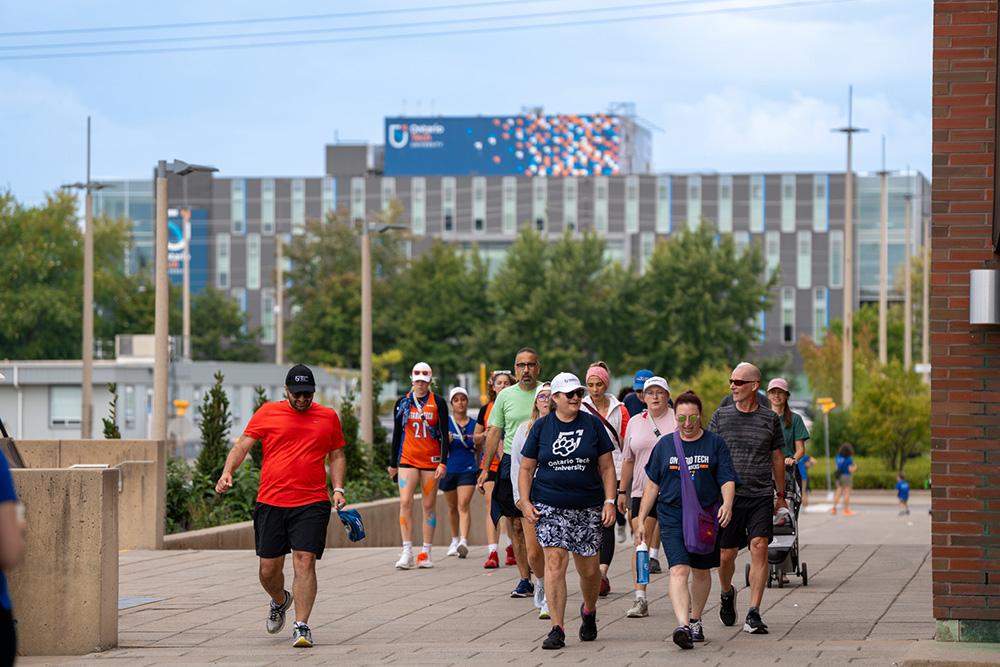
[{"x1": 586, "y1": 366, "x2": 610, "y2": 389}]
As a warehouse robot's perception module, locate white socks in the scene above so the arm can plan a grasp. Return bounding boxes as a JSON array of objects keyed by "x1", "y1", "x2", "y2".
[
  {"x1": 422, "y1": 542, "x2": 432, "y2": 555},
  {"x1": 488, "y1": 543, "x2": 498, "y2": 554},
  {"x1": 402, "y1": 541, "x2": 413, "y2": 553},
  {"x1": 636, "y1": 590, "x2": 647, "y2": 599},
  {"x1": 649, "y1": 548, "x2": 659, "y2": 560}
]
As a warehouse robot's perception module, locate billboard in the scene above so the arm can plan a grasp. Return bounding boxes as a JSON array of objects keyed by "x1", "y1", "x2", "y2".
[
  {"x1": 384, "y1": 114, "x2": 623, "y2": 177},
  {"x1": 167, "y1": 207, "x2": 208, "y2": 294}
]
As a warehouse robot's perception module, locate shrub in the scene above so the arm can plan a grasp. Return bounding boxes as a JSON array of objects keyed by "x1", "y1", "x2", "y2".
[
  {"x1": 102, "y1": 383, "x2": 121, "y2": 439},
  {"x1": 195, "y1": 371, "x2": 233, "y2": 482},
  {"x1": 806, "y1": 455, "x2": 931, "y2": 491}
]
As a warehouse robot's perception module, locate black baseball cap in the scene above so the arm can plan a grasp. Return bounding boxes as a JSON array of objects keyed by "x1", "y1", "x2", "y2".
[{"x1": 285, "y1": 364, "x2": 316, "y2": 393}]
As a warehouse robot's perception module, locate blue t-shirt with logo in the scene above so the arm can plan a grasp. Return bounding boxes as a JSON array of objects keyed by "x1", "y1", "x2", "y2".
[
  {"x1": 521, "y1": 411, "x2": 614, "y2": 510},
  {"x1": 896, "y1": 480, "x2": 910, "y2": 500},
  {"x1": 446, "y1": 416, "x2": 478, "y2": 473},
  {"x1": 644, "y1": 430, "x2": 741, "y2": 509},
  {"x1": 836, "y1": 455, "x2": 854, "y2": 476},
  {"x1": 0, "y1": 451, "x2": 17, "y2": 611}
]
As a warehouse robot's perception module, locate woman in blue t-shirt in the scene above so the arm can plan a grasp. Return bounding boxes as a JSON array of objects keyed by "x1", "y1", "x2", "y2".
[
  {"x1": 636, "y1": 390, "x2": 739, "y2": 650},
  {"x1": 831, "y1": 442, "x2": 857, "y2": 515},
  {"x1": 518, "y1": 372, "x2": 616, "y2": 651},
  {"x1": 442, "y1": 387, "x2": 478, "y2": 559}
]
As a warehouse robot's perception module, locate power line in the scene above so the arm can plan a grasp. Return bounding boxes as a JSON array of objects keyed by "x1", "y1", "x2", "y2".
[{"x1": 0, "y1": 0, "x2": 861, "y2": 61}]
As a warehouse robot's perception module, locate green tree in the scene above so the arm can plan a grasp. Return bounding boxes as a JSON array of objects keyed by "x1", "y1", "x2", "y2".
[
  {"x1": 195, "y1": 371, "x2": 233, "y2": 482},
  {"x1": 799, "y1": 317, "x2": 879, "y2": 405},
  {"x1": 849, "y1": 360, "x2": 930, "y2": 471},
  {"x1": 190, "y1": 286, "x2": 263, "y2": 362},
  {"x1": 102, "y1": 382, "x2": 122, "y2": 439},
  {"x1": 677, "y1": 364, "x2": 733, "y2": 425}
]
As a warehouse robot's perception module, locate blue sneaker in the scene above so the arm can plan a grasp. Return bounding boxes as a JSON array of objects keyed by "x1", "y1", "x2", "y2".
[
  {"x1": 266, "y1": 590, "x2": 293, "y2": 634},
  {"x1": 292, "y1": 623, "x2": 313, "y2": 647},
  {"x1": 510, "y1": 578, "x2": 534, "y2": 598}
]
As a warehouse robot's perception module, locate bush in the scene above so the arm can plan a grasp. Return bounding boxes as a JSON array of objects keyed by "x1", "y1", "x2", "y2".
[
  {"x1": 806, "y1": 455, "x2": 931, "y2": 491},
  {"x1": 165, "y1": 455, "x2": 259, "y2": 534},
  {"x1": 102, "y1": 383, "x2": 121, "y2": 439}
]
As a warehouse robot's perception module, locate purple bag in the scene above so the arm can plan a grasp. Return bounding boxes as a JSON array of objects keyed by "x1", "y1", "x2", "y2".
[{"x1": 673, "y1": 432, "x2": 720, "y2": 555}]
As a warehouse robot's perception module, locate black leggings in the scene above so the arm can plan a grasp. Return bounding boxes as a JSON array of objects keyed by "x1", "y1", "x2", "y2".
[
  {"x1": 1, "y1": 608, "x2": 15, "y2": 667},
  {"x1": 599, "y1": 504, "x2": 625, "y2": 567}
]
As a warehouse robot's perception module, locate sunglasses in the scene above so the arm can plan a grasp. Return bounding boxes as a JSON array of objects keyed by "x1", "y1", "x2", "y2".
[
  {"x1": 676, "y1": 414, "x2": 699, "y2": 423},
  {"x1": 412, "y1": 370, "x2": 431, "y2": 377},
  {"x1": 537, "y1": 393, "x2": 551, "y2": 400},
  {"x1": 729, "y1": 378, "x2": 756, "y2": 387},
  {"x1": 290, "y1": 391, "x2": 314, "y2": 399},
  {"x1": 560, "y1": 388, "x2": 585, "y2": 399}
]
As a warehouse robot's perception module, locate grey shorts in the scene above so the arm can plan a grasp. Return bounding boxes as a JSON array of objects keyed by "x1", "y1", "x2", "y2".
[{"x1": 837, "y1": 474, "x2": 853, "y2": 489}]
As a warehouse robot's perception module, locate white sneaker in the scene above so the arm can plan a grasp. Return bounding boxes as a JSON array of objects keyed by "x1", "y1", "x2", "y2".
[
  {"x1": 457, "y1": 542, "x2": 468, "y2": 558},
  {"x1": 417, "y1": 551, "x2": 434, "y2": 568},
  {"x1": 395, "y1": 551, "x2": 415, "y2": 569},
  {"x1": 534, "y1": 580, "x2": 546, "y2": 609},
  {"x1": 615, "y1": 524, "x2": 626, "y2": 543},
  {"x1": 539, "y1": 601, "x2": 550, "y2": 619},
  {"x1": 447, "y1": 543, "x2": 460, "y2": 557}
]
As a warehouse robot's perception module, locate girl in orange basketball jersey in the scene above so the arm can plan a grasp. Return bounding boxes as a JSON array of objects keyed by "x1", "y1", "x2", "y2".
[{"x1": 389, "y1": 362, "x2": 449, "y2": 569}]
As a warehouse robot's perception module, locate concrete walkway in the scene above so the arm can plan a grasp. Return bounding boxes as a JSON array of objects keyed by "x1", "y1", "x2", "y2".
[{"x1": 18, "y1": 491, "x2": 997, "y2": 666}]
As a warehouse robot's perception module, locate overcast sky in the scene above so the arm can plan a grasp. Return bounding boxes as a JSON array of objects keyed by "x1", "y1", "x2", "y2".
[{"x1": 1, "y1": 0, "x2": 930, "y2": 207}]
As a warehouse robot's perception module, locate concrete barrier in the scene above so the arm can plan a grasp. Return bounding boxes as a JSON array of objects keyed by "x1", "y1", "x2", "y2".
[
  {"x1": 16, "y1": 439, "x2": 166, "y2": 550},
  {"x1": 165, "y1": 489, "x2": 496, "y2": 550},
  {"x1": 8, "y1": 468, "x2": 118, "y2": 656}
]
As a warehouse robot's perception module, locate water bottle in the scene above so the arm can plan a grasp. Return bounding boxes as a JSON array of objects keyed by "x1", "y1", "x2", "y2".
[{"x1": 636, "y1": 540, "x2": 650, "y2": 585}]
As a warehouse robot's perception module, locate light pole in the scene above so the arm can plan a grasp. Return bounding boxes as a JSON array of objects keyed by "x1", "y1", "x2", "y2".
[
  {"x1": 903, "y1": 174, "x2": 914, "y2": 370},
  {"x1": 876, "y1": 137, "x2": 890, "y2": 366},
  {"x1": 153, "y1": 159, "x2": 217, "y2": 443},
  {"x1": 833, "y1": 86, "x2": 867, "y2": 407},
  {"x1": 62, "y1": 116, "x2": 112, "y2": 439}
]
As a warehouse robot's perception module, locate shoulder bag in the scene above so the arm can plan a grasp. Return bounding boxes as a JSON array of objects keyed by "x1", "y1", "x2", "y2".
[{"x1": 672, "y1": 431, "x2": 720, "y2": 555}]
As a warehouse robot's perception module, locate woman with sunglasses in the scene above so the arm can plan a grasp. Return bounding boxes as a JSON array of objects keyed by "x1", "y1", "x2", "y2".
[
  {"x1": 518, "y1": 372, "x2": 616, "y2": 650},
  {"x1": 636, "y1": 390, "x2": 739, "y2": 649},
  {"x1": 473, "y1": 370, "x2": 515, "y2": 568},
  {"x1": 390, "y1": 362, "x2": 449, "y2": 570},
  {"x1": 511, "y1": 382, "x2": 552, "y2": 619},
  {"x1": 581, "y1": 361, "x2": 630, "y2": 596},
  {"x1": 443, "y1": 387, "x2": 477, "y2": 559}
]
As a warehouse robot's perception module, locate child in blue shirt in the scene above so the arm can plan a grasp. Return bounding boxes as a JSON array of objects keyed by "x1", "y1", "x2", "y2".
[{"x1": 896, "y1": 473, "x2": 910, "y2": 516}]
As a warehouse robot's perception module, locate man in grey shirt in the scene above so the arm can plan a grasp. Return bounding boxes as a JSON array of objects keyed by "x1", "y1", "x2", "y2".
[{"x1": 708, "y1": 362, "x2": 787, "y2": 635}]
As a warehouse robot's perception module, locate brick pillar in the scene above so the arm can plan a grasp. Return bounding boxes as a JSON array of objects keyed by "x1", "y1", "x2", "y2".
[{"x1": 932, "y1": 0, "x2": 1000, "y2": 643}]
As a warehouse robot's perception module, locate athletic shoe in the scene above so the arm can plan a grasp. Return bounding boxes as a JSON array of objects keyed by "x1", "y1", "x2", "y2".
[
  {"x1": 457, "y1": 543, "x2": 468, "y2": 558},
  {"x1": 719, "y1": 586, "x2": 737, "y2": 626},
  {"x1": 843, "y1": 509, "x2": 856, "y2": 516},
  {"x1": 744, "y1": 608, "x2": 769, "y2": 634},
  {"x1": 505, "y1": 544, "x2": 517, "y2": 566},
  {"x1": 511, "y1": 578, "x2": 534, "y2": 598},
  {"x1": 626, "y1": 597, "x2": 648, "y2": 618},
  {"x1": 534, "y1": 579, "x2": 546, "y2": 609},
  {"x1": 599, "y1": 574, "x2": 611, "y2": 597},
  {"x1": 649, "y1": 557, "x2": 662, "y2": 574},
  {"x1": 266, "y1": 590, "x2": 293, "y2": 634},
  {"x1": 615, "y1": 524, "x2": 626, "y2": 543},
  {"x1": 542, "y1": 625, "x2": 565, "y2": 650},
  {"x1": 672, "y1": 625, "x2": 694, "y2": 649},
  {"x1": 292, "y1": 623, "x2": 313, "y2": 648},
  {"x1": 446, "y1": 543, "x2": 460, "y2": 557},
  {"x1": 395, "y1": 551, "x2": 416, "y2": 570},
  {"x1": 830, "y1": 508, "x2": 838, "y2": 515},
  {"x1": 690, "y1": 619, "x2": 704, "y2": 642},
  {"x1": 539, "y1": 601, "x2": 550, "y2": 619},
  {"x1": 484, "y1": 550, "x2": 499, "y2": 568},
  {"x1": 579, "y1": 603, "x2": 598, "y2": 642},
  {"x1": 417, "y1": 551, "x2": 434, "y2": 568}
]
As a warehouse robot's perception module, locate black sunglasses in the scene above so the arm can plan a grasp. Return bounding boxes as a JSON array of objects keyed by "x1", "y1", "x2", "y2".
[
  {"x1": 559, "y1": 388, "x2": 586, "y2": 399},
  {"x1": 729, "y1": 379, "x2": 756, "y2": 387}
]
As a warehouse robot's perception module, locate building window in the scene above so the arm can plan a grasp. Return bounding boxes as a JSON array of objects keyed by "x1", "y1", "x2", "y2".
[
  {"x1": 718, "y1": 175, "x2": 733, "y2": 233},
  {"x1": 50, "y1": 386, "x2": 81, "y2": 428},
  {"x1": 594, "y1": 177, "x2": 609, "y2": 233},
  {"x1": 322, "y1": 177, "x2": 336, "y2": 219},
  {"x1": 472, "y1": 177, "x2": 486, "y2": 232},
  {"x1": 216, "y1": 233, "x2": 230, "y2": 289},
  {"x1": 533, "y1": 177, "x2": 547, "y2": 232},
  {"x1": 564, "y1": 177, "x2": 577, "y2": 230},
  {"x1": 686, "y1": 175, "x2": 701, "y2": 231},
  {"x1": 750, "y1": 175, "x2": 765, "y2": 233},
  {"x1": 830, "y1": 230, "x2": 844, "y2": 288},
  {"x1": 782, "y1": 287, "x2": 795, "y2": 344},
  {"x1": 502, "y1": 177, "x2": 516, "y2": 234},
  {"x1": 625, "y1": 175, "x2": 639, "y2": 234},
  {"x1": 781, "y1": 174, "x2": 796, "y2": 233},
  {"x1": 381, "y1": 177, "x2": 395, "y2": 211},
  {"x1": 814, "y1": 287, "x2": 829, "y2": 342},
  {"x1": 641, "y1": 232, "x2": 655, "y2": 274},
  {"x1": 442, "y1": 177, "x2": 456, "y2": 232},
  {"x1": 813, "y1": 174, "x2": 829, "y2": 232},
  {"x1": 656, "y1": 176, "x2": 671, "y2": 234},
  {"x1": 247, "y1": 233, "x2": 261, "y2": 290},
  {"x1": 765, "y1": 231, "x2": 780, "y2": 281},
  {"x1": 262, "y1": 288, "x2": 276, "y2": 344},
  {"x1": 291, "y1": 179, "x2": 305, "y2": 235},
  {"x1": 261, "y1": 179, "x2": 275, "y2": 235},
  {"x1": 351, "y1": 177, "x2": 365, "y2": 223},
  {"x1": 124, "y1": 385, "x2": 135, "y2": 429},
  {"x1": 411, "y1": 178, "x2": 426, "y2": 235},
  {"x1": 735, "y1": 231, "x2": 750, "y2": 257},
  {"x1": 231, "y1": 180, "x2": 245, "y2": 234},
  {"x1": 797, "y1": 230, "x2": 812, "y2": 289},
  {"x1": 230, "y1": 386, "x2": 241, "y2": 420},
  {"x1": 756, "y1": 310, "x2": 766, "y2": 342}
]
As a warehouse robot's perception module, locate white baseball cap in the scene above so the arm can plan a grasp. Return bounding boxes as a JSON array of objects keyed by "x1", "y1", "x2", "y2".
[
  {"x1": 550, "y1": 372, "x2": 584, "y2": 396},
  {"x1": 411, "y1": 362, "x2": 433, "y2": 382},
  {"x1": 449, "y1": 387, "x2": 469, "y2": 402},
  {"x1": 643, "y1": 376, "x2": 670, "y2": 394}
]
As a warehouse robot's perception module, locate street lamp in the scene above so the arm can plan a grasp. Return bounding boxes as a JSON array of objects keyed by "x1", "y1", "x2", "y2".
[
  {"x1": 153, "y1": 159, "x2": 217, "y2": 444},
  {"x1": 62, "y1": 116, "x2": 113, "y2": 439}
]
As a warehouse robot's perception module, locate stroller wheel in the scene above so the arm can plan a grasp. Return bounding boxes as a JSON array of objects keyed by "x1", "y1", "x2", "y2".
[
  {"x1": 766, "y1": 571, "x2": 772, "y2": 588},
  {"x1": 745, "y1": 563, "x2": 751, "y2": 588},
  {"x1": 777, "y1": 573, "x2": 784, "y2": 588},
  {"x1": 801, "y1": 563, "x2": 808, "y2": 586}
]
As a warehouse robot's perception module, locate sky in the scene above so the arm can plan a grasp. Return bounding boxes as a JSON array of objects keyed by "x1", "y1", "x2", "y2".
[{"x1": 1, "y1": 0, "x2": 931, "y2": 207}]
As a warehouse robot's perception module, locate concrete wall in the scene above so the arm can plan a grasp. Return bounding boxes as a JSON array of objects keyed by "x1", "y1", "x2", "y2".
[
  {"x1": 165, "y1": 489, "x2": 497, "y2": 550},
  {"x1": 17, "y1": 439, "x2": 166, "y2": 550},
  {"x1": 8, "y1": 468, "x2": 119, "y2": 655}
]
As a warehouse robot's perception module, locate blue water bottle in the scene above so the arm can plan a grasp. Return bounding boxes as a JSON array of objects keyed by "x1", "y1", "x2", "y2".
[{"x1": 636, "y1": 540, "x2": 649, "y2": 585}]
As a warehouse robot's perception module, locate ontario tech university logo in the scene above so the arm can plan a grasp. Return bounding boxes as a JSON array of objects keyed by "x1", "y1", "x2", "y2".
[{"x1": 388, "y1": 122, "x2": 445, "y2": 149}]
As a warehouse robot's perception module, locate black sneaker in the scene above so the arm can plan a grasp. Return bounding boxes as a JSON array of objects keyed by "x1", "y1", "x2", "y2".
[
  {"x1": 719, "y1": 586, "x2": 737, "y2": 626},
  {"x1": 689, "y1": 618, "x2": 704, "y2": 642},
  {"x1": 579, "y1": 603, "x2": 598, "y2": 641},
  {"x1": 744, "y1": 608, "x2": 769, "y2": 634},
  {"x1": 649, "y1": 557, "x2": 662, "y2": 574},
  {"x1": 672, "y1": 625, "x2": 694, "y2": 649},
  {"x1": 542, "y1": 625, "x2": 565, "y2": 650}
]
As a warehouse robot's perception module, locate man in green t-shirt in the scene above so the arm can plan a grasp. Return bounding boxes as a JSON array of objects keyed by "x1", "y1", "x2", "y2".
[{"x1": 477, "y1": 347, "x2": 540, "y2": 599}]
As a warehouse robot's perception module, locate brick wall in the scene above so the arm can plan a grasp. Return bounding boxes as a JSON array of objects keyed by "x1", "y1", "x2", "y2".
[{"x1": 932, "y1": 0, "x2": 1000, "y2": 642}]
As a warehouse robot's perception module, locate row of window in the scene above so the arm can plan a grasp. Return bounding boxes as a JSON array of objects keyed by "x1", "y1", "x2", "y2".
[{"x1": 231, "y1": 178, "x2": 337, "y2": 236}]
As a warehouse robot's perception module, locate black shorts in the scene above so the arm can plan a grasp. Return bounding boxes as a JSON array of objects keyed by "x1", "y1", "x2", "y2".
[
  {"x1": 718, "y1": 495, "x2": 773, "y2": 550},
  {"x1": 494, "y1": 455, "x2": 522, "y2": 519},
  {"x1": 254, "y1": 500, "x2": 331, "y2": 560},
  {"x1": 630, "y1": 497, "x2": 657, "y2": 520}
]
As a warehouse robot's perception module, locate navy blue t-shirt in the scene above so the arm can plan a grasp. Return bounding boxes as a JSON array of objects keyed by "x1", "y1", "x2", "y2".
[
  {"x1": 446, "y1": 416, "x2": 477, "y2": 473},
  {"x1": 644, "y1": 430, "x2": 741, "y2": 509},
  {"x1": 521, "y1": 411, "x2": 615, "y2": 510}
]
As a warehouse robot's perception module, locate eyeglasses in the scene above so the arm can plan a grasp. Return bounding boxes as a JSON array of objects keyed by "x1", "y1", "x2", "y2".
[
  {"x1": 729, "y1": 378, "x2": 756, "y2": 387},
  {"x1": 675, "y1": 414, "x2": 699, "y2": 423},
  {"x1": 515, "y1": 362, "x2": 539, "y2": 370},
  {"x1": 290, "y1": 391, "x2": 314, "y2": 399},
  {"x1": 412, "y1": 370, "x2": 431, "y2": 377},
  {"x1": 536, "y1": 393, "x2": 551, "y2": 400},
  {"x1": 559, "y1": 388, "x2": 585, "y2": 399}
]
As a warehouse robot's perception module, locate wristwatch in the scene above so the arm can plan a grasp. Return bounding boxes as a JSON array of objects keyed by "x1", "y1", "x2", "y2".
[
  {"x1": 617, "y1": 489, "x2": 626, "y2": 495},
  {"x1": 776, "y1": 491, "x2": 785, "y2": 499}
]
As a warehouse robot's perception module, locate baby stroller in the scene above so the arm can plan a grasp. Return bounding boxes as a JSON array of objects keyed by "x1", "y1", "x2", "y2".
[{"x1": 745, "y1": 465, "x2": 808, "y2": 588}]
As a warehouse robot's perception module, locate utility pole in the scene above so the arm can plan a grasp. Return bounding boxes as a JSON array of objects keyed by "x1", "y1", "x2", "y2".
[
  {"x1": 153, "y1": 160, "x2": 170, "y2": 444},
  {"x1": 833, "y1": 86, "x2": 867, "y2": 407},
  {"x1": 922, "y1": 214, "x2": 931, "y2": 383},
  {"x1": 275, "y1": 237, "x2": 284, "y2": 366},
  {"x1": 877, "y1": 137, "x2": 889, "y2": 366},
  {"x1": 903, "y1": 173, "x2": 914, "y2": 370}
]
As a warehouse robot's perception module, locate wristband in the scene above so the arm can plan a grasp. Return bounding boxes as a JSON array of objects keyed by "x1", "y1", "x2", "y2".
[
  {"x1": 617, "y1": 489, "x2": 626, "y2": 495},
  {"x1": 333, "y1": 488, "x2": 345, "y2": 495},
  {"x1": 604, "y1": 499, "x2": 616, "y2": 505},
  {"x1": 776, "y1": 492, "x2": 785, "y2": 499}
]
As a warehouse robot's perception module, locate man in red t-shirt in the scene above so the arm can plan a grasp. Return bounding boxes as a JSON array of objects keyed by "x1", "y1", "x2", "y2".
[{"x1": 216, "y1": 364, "x2": 346, "y2": 649}]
